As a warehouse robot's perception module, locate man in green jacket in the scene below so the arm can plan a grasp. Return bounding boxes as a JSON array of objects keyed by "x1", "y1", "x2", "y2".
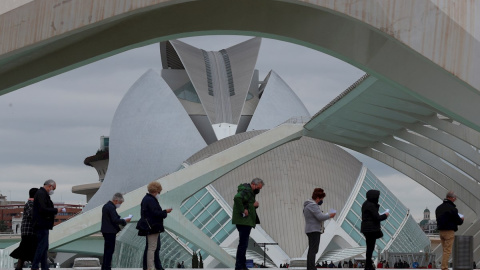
[{"x1": 232, "y1": 178, "x2": 264, "y2": 270}]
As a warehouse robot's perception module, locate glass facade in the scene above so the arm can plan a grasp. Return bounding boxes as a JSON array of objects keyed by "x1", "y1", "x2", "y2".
[
  {"x1": 340, "y1": 169, "x2": 430, "y2": 256},
  {"x1": 112, "y1": 185, "x2": 237, "y2": 267},
  {"x1": 179, "y1": 186, "x2": 237, "y2": 259},
  {"x1": 112, "y1": 224, "x2": 193, "y2": 268}
]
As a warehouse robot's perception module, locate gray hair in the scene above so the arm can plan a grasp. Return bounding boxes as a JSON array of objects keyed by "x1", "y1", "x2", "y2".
[
  {"x1": 112, "y1": 192, "x2": 124, "y2": 202},
  {"x1": 251, "y1": 178, "x2": 265, "y2": 186},
  {"x1": 446, "y1": 191, "x2": 456, "y2": 199},
  {"x1": 44, "y1": 179, "x2": 56, "y2": 186}
]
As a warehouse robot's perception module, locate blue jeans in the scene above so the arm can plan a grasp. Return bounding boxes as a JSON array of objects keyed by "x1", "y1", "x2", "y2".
[
  {"x1": 32, "y1": 229, "x2": 49, "y2": 270},
  {"x1": 235, "y1": 225, "x2": 252, "y2": 269},
  {"x1": 143, "y1": 234, "x2": 162, "y2": 270},
  {"x1": 102, "y1": 233, "x2": 116, "y2": 270}
]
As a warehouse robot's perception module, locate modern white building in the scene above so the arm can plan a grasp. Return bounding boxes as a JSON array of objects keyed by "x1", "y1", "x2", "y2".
[{"x1": 71, "y1": 38, "x2": 430, "y2": 267}]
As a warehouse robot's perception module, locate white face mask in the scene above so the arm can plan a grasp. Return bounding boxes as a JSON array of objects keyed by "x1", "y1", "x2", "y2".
[
  {"x1": 48, "y1": 190, "x2": 54, "y2": 195},
  {"x1": 156, "y1": 194, "x2": 161, "y2": 200},
  {"x1": 115, "y1": 204, "x2": 121, "y2": 209}
]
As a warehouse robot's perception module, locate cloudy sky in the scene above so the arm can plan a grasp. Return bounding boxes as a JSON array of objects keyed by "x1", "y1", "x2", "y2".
[{"x1": 0, "y1": 35, "x2": 440, "y2": 220}]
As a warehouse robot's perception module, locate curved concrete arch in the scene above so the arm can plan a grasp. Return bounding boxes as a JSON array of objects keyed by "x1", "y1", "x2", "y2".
[
  {"x1": 355, "y1": 147, "x2": 480, "y2": 264},
  {"x1": 1, "y1": 0, "x2": 480, "y2": 130}
]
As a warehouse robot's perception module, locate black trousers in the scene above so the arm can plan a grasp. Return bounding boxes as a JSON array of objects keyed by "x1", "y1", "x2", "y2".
[
  {"x1": 306, "y1": 232, "x2": 321, "y2": 270},
  {"x1": 235, "y1": 225, "x2": 252, "y2": 269},
  {"x1": 102, "y1": 233, "x2": 116, "y2": 270},
  {"x1": 363, "y1": 232, "x2": 377, "y2": 269}
]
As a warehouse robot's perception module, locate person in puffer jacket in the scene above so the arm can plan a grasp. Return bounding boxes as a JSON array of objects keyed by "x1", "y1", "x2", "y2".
[
  {"x1": 361, "y1": 190, "x2": 389, "y2": 270},
  {"x1": 303, "y1": 188, "x2": 336, "y2": 270}
]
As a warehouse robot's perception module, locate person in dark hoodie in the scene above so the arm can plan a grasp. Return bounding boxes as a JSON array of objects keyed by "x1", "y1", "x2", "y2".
[
  {"x1": 232, "y1": 178, "x2": 264, "y2": 270},
  {"x1": 361, "y1": 190, "x2": 389, "y2": 270},
  {"x1": 303, "y1": 188, "x2": 335, "y2": 270}
]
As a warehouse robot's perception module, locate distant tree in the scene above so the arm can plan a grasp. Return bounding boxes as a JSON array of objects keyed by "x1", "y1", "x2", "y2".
[
  {"x1": 0, "y1": 220, "x2": 8, "y2": 232},
  {"x1": 199, "y1": 252, "x2": 203, "y2": 268},
  {"x1": 192, "y1": 251, "x2": 199, "y2": 268}
]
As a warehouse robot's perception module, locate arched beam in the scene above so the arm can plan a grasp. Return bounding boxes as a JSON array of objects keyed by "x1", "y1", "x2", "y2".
[{"x1": 1, "y1": 0, "x2": 480, "y2": 131}]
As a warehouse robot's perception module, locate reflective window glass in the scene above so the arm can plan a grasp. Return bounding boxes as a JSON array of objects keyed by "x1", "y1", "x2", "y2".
[
  {"x1": 351, "y1": 202, "x2": 362, "y2": 215},
  {"x1": 349, "y1": 229, "x2": 363, "y2": 244},
  {"x1": 214, "y1": 229, "x2": 229, "y2": 243},
  {"x1": 197, "y1": 210, "x2": 211, "y2": 226},
  {"x1": 182, "y1": 198, "x2": 196, "y2": 212},
  {"x1": 200, "y1": 193, "x2": 214, "y2": 207},
  {"x1": 215, "y1": 210, "x2": 230, "y2": 225},
  {"x1": 185, "y1": 212, "x2": 195, "y2": 221},
  {"x1": 190, "y1": 203, "x2": 205, "y2": 217},
  {"x1": 193, "y1": 189, "x2": 208, "y2": 200},
  {"x1": 224, "y1": 222, "x2": 236, "y2": 234},
  {"x1": 341, "y1": 221, "x2": 353, "y2": 234},
  {"x1": 207, "y1": 201, "x2": 221, "y2": 216},
  {"x1": 206, "y1": 219, "x2": 221, "y2": 235},
  {"x1": 202, "y1": 226, "x2": 213, "y2": 237},
  {"x1": 346, "y1": 211, "x2": 359, "y2": 226}
]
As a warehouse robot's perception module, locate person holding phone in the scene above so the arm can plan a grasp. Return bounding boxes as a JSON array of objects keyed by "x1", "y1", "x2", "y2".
[
  {"x1": 361, "y1": 190, "x2": 389, "y2": 270},
  {"x1": 138, "y1": 181, "x2": 172, "y2": 270}
]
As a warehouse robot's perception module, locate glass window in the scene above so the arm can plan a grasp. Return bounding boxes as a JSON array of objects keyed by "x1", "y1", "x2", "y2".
[
  {"x1": 206, "y1": 219, "x2": 221, "y2": 235},
  {"x1": 214, "y1": 229, "x2": 230, "y2": 244},
  {"x1": 341, "y1": 221, "x2": 353, "y2": 234},
  {"x1": 193, "y1": 219, "x2": 202, "y2": 228},
  {"x1": 224, "y1": 222, "x2": 236, "y2": 234},
  {"x1": 193, "y1": 188, "x2": 207, "y2": 200},
  {"x1": 346, "y1": 211, "x2": 359, "y2": 226},
  {"x1": 351, "y1": 202, "x2": 362, "y2": 215},
  {"x1": 200, "y1": 193, "x2": 214, "y2": 207},
  {"x1": 197, "y1": 210, "x2": 211, "y2": 226},
  {"x1": 181, "y1": 198, "x2": 196, "y2": 212},
  {"x1": 384, "y1": 221, "x2": 396, "y2": 235},
  {"x1": 202, "y1": 226, "x2": 213, "y2": 237},
  {"x1": 349, "y1": 229, "x2": 363, "y2": 244},
  {"x1": 185, "y1": 212, "x2": 195, "y2": 221},
  {"x1": 190, "y1": 203, "x2": 204, "y2": 217},
  {"x1": 206, "y1": 201, "x2": 221, "y2": 216},
  {"x1": 215, "y1": 210, "x2": 230, "y2": 225}
]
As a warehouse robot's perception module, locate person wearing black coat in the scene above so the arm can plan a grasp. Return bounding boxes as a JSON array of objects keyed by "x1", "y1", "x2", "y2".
[
  {"x1": 32, "y1": 180, "x2": 60, "y2": 270},
  {"x1": 10, "y1": 188, "x2": 38, "y2": 270},
  {"x1": 101, "y1": 193, "x2": 131, "y2": 270},
  {"x1": 361, "y1": 190, "x2": 388, "y2": 270},
  {"x1": 436, "y1": 191, "x2": 464, "y2": 270},
  {"x1": 137, "y1": 181, "x2": 172, "y2": 270}
]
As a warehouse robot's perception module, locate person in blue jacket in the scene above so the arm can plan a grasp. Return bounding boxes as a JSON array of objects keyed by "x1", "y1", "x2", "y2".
[
  {"x1": 137, "y1": 181, "x2": 172, "y2": 270},
  {"x1": 101, "y1": 193, "x2": 131, "y2": 270}
]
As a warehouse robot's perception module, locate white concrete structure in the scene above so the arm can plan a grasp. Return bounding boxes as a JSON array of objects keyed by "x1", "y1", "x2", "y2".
[
  {"x1": 1, "y1": 0, "x2": 480, "y2": 266},
  {"x1": 303, "y1": 74, "x2": 480, "y2": 265}
]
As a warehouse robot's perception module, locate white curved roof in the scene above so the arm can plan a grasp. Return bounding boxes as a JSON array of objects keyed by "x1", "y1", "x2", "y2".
[
  {"x1": 84, "y1": 69, "x2": 207, "y2": 210},
  {"x1": 186, "y1": 130, "x2": 362, "y2": 257}
]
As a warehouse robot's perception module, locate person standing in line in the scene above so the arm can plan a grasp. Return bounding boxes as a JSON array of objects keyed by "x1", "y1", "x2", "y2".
[
  {"x1": 303, "y1": 188, "x2": 336, "y2": 270},
  {"x1": 436, "y1": 191, "x2": 464, "y2": 270},
  {"x1": 31, "y1": 179, "x2": 62, "y2": 270},
  {"x1": 101, "y1": 193, "x2": 131, "y2": 270},
  {"x1": 361, "y1": 190, "x2": 389, "y2": 270},
  {"x1": 10, "y1": 188, "x2": 38, "y2": 270},
  {"x1": 232, "y1": 178, "x2": 264, "y2": 270},
  {"x1": 137, "y1": 181, "x2": 172, "y2": 270}
]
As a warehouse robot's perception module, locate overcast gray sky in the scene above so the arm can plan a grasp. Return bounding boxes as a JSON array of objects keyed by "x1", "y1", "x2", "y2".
[{"x1": 0, "y1": 35, "x2": 441, "y2": 220}]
